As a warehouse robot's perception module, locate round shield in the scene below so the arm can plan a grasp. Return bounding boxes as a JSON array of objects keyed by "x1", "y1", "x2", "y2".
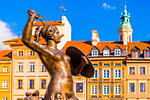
[{"x1": 66, "y1": 46, "x2": 94, "y2": 78}]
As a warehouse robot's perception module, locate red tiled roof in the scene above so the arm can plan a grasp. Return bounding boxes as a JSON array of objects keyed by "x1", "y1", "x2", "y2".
[
  {"x1": 96, "y1": 41, "x2": 126, "y2": 51},
  {"x1": 4, "y1": 37, "x2": 21, "y2": 42},
  {"x1": 0, "y1": 50, "x2": 12, "y2": 60},
  {"x1": 33, "y1": 21, "x2": 62, "y2": 26},
  {"x1": 61, "y1": 41, "x2": 126, "y2": 55},
  {"x1": 128, "y1": 41, "x2": 150, "y2": 54}
]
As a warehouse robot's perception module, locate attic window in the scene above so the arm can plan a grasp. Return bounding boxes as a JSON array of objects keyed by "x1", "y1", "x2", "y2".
[
  {"x1": 132, "y1": 51, "x2": 138, "y2": 58},
  {"x1": 103, "y1": 50, "x2": 109, "y2": 56},
  {"x1": 145, "y1": 51, "x2": 150, "y2": 58},
  {"x1": 92, "y1": 50, "x2": 98, "y2": 57},
  {"x1": 115, "y1": 49, "x2": 121, "y2": 56}
]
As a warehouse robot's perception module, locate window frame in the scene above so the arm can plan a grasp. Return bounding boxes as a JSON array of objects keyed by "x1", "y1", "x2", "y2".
[
  {"x1": 103, "y1": 70, "x2": 109, "y2": 78},
  {"x1": 76, "y1": 83, "x2": 83, "y2": 93},
  {"x1": 30, "y1": 63, "x2": 35, "y2": 72},
  {"x1": 18, "y1": 80, "x2": 23, "y2": 89},
  {"x1": 92, "y1": 70, "x2": 97, "y2": 78},
  {"x1": 103, "y1": 85, "x2": 109, "y2": 95},
  {"x1": 29, "y1": 80, "x2": 34, "y2": 89},
  {"x1": 115, "y1": 49, "x2": 121, "y2": 56},
  {"x1": 18, "y1": 63, "x2": 23, "y2": 72},
  {"x1": 92, "y1": 50, "x2": 98, "y2": 57},
  {"x1": 103, "y1": 49, "x2": 110, "y2": 56},
  {"x1": 129, "y1": 83, "x2": 135, "y2": 92},
  {"x1": 3, "y1": 66, "x2": 8, "y2": 72},
  {"x1": 114, "y1": 85, "x2": 121, "y2": 95},
  {"x1": 18, "y1": 51, "x2": 23, "y2": 56},
  {"x1": 140, "y1": 83, "x2": 145, "y2": 92},
  {"x1": 91, "y1": 85, "x2": 97, "y2": 95},
  {"x1": 114, "y1": 70, "x2": 121, "y2": 78},
  {"x1": 2, "y1": 81, "x2": 8, "y2": 88},
  {"x1": 41, "y1": 79, "x2": 46, "y2": 89},
  {"x1": 140, "y1": 67, "x2": 145, "y2": 75},
  {"x1": 42, "y1": 64, "x2": 46, "y2": 72}
]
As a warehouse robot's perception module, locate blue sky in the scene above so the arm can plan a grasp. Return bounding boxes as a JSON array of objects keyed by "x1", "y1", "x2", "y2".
[{"x1": 0, "y1": 0, "x2": 150, "y2": 49}]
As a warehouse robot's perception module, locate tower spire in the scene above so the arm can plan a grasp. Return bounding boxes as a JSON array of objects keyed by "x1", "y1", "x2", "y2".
[{"x1": 118, "y1": 4, "x2": 133, "y2": 45}]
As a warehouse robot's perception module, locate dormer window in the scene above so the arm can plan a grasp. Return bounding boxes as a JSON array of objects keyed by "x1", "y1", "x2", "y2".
[
  {"x1": 115, "y1": 49, "x2": 121, "y2": 56},
  {"x1": 131, "y1": 46, "x2": 140, "y2": 58},
  {"x1": 145, "y1": 51, "x2": 150, "y2": 58},
  {"x1": 132, "y1": 51, "x2": 138, "y2": 58},
  {"x1": 92, "y1": 50, "x2": 98, "y2": 57},
  {"x1": 103, "y1": 50, "x2": 109, "y2": 56}
]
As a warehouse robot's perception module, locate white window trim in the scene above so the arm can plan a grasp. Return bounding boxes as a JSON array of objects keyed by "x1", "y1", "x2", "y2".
[
  {"x1": 114, "y1": 70, "x2": 121, "y2": 78},
  {"x1": 2, "y1": 98, "x2": 7, "y2": 100},
  {"x1": 91, "y1": 85, "x2": 97, "y2": 95},
  {"x1": 42, "y1": 64, "x2": 46, "y2": 72},
  {"x1": 128, "y1": 66, "x2": 136, "y2": 75},
  {"x1": 103, "y1": 70, "x2": 109, "y2": 78},
  {"x1": 103, "y1": 85, "x2": 109, "y2": 95},
  {"x1": 3, "y1": 67, "x2": 8, "y2": 72},
  {"x1": 103, "y1": 49, "x2": 109, "y2": 56},
  {"x1": 115, "y1": 49, "x2": 121, "y2": 56},
  {"x1": 139, "y1": 66, "x2": 146, "y2": 75},
  {"x1": 2, "y1": 81, "x2": 8, "y2": 88},
  {"x1": 92, "y1": 50, "x2": 98, "y2": 57},
  {"x1": 30, "y1": 51, "x2": 35, "y2": 56},
  {"x1": 30, "y1": 63, "x2": 35, "y2": 72},
  {"x1": 18, "y1": 63, "x2": 23, "y2": 72},
  {"x1": 92, "y1": 70, "x2": 97, "y2": 78},
  {"x1": 114, "y1": 85, "x2": 121, "y2": 95}
]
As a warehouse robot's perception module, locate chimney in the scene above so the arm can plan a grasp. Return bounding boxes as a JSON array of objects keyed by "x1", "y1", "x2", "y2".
[{"x1": 92, "y1": 30, "x2": 100, "y2": 46}]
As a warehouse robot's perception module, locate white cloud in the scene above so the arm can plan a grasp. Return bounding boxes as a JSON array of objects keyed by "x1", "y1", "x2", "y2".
[
  {"x1": 0, "y1": 20, "x2": 18, "y2": 50},
  {"x1": 102, "y1": 3, "x2": 116, "y2": 10}
]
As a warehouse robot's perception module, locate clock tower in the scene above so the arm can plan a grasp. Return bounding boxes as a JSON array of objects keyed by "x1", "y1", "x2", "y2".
[{"x1": 118, "y1": 5, "x2": 133, "y2": 45}]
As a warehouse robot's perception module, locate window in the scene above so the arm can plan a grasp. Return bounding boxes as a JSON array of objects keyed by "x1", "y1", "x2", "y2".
[
  {"x1": 92, "y1": 70, "x2": 97, "y2": 78},
  {"x1": 103, "y1": 70, "x2": 109, "y2": 78},
  {"x1": 140, "y1": 83, "x2": 145, "y2": 92},
  {"x1": 18, "y1": 51, "x2": 23, "y2": 56},
  {"x1": 76, "y1": 83, "x2": 83, "y2": 92},
  {"x1": 3, "y1": 67, "x2": 8, "y2": 72},
  {"x1": 115, "y1": 49, "x2": 121, "y2": 56},
  {"x1": 18, "y1": 63, "x2": 23, "y2": 72},
  {"x1": 18, "y1": 80, "x2": 23, "y2": 89},
  {"x1": 41, "y1": 79, "x2": 46, "y2": 89},
  {"x1": 129, "y1": 83, "x2": 135, "y2": 92},
  {"x1": 30, "y1": 51, "x2": 35, "y2": 56},
  {"x1": 42, "y1": 64, "x2": 46, "y2": 72},
  {"x1": 115, "y1": 70, "x2": 121, "y2": 78},
  {"x1": 114, "y1": 85, "x2": 121, "y2": 94},
  {"x1": 132, "y1": 51, "x2": 138, "y2": 58},
  {"x1": 115, "y1": 63, "x2": 121, "y2": 66},
  {"x1": 2, "y1": 98, "x2": 7, "y2": 100},
  {"x1": 130, "y1": 67, "x2": 135, "y2": 75},
  {"x1": 2, "y1": 81, "x2": 8, "y2": 88},
  {"x1": 91, "y1": 85, "x2": 97, "y2": 95},
  {"x1": 30, "y1": 80, "x2": 34, "y2": 89},
  {"x1": 145, "y1": 51, "x2": 150, "y2": 58},
  {"x1": 104, "y1": 64, "x2": 109, "y2": 66},
  {"x1": 103, "y1": 85, "x2": 109, "y2": 95},
  {"x1": 140, "y1": 67, "x2": 145, "y2": 75},
  {"x1": 30, "y1": 63, "x2": 34, "y2": 72},
  {"x1": 92, "y1": 50, "x2": 98, "y2": 56},
  {"x1": 103, "y1": 50, "x2": 109, "y2": 56},
  {"x1": 93, "y1": 64, "x2": 98, "y2": 66}
]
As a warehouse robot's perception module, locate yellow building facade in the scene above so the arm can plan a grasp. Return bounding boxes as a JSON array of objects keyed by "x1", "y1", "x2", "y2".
[{"x1": 0, "y1": 50, "x2": 12, "y2": 100}]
